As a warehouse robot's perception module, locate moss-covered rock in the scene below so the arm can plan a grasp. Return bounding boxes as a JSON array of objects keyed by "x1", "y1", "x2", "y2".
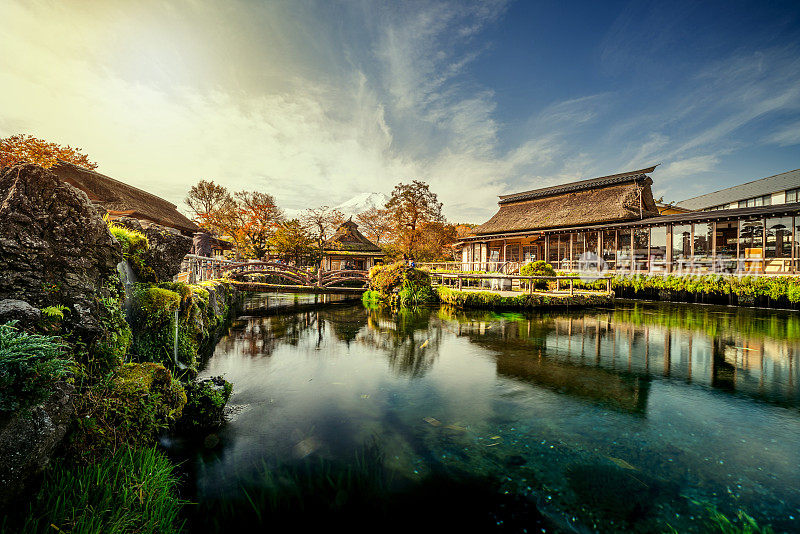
[
  {"x1": 129, "y1": 280, "x2": 238, "y2": 370},
  {"x1": 178, "y1": 376, "x2": 233, "y2": 434},
  {"x1": 69, "y1": 362, "x2": 186, "y2": 460}
]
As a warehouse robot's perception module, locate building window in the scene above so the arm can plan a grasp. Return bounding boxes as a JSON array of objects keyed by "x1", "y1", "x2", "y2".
[
  {"x1": 739, "y1": 218, "x2": 764, "y2": 273},
  {"x1": 602, "y1": 230, "x2": 616, "y2": 269},
  {"x1": 548, "y1": 235, "x2": 559, "y2": 265},
  {"x1": 650, "y1": 226, "x2": 667, "y2": 271},
  {"x1": 738, "y1": 195, "x2": 772, "y2": 208},
  {"x1": 693, "y1": 223, "x2": 714, "y2": 271},
  {"x1": 787, "y1": 188, "x2": 799, "y2": 203},
  {"x1": 507, "y1": 245, "x2": 521, "y2": 263},
  {"x1": 522, "y1": 245, "x2": 536, "y2": 263},
  {"x1": 765, "y1": 217, "x2": 792, "y2": 259},
  {"x1": 715, "y1": 221, "x2": 738, "y2": 272},
  {"x1": 618, "y1": 230, "x2": 632, "y2": 271},
  {"x1": 672, "y1": 224, "x2": 692, "y2": 272}
]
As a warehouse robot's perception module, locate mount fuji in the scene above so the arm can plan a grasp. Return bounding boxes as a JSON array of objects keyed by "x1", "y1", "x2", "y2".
[
  {"x1": 282, "y1": 192, "x2": 388, "y2": 220},
  {"x1": 334, "y1": 192, "x2": 389, "y2": 217}
]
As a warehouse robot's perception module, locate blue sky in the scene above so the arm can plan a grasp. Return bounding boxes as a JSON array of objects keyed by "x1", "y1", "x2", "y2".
[{"x1": 1, "y1": 0, "x2": 799, "y2": 222}]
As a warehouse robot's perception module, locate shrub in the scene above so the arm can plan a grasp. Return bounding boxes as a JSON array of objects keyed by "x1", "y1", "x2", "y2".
[
  {"x1": 520, "y1": 261, "x2": 556, "y2": 289},
  {"x1": 368, "y1": 262, "x2": 437, "y2": 307},
  {"x1": 0, "y1": 322, "x2": 70, "y2": 414},
  {"x1": 16, "y1": 446, "x2": 185, "y2": 534}
]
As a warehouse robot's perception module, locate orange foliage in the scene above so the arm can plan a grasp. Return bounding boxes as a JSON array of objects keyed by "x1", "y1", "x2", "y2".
[{"x1": 0, "y1": 134, "x2": 98, "y2": 170}]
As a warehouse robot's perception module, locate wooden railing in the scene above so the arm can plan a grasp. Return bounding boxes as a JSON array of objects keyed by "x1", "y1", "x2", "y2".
[
  {"x1": 417, "y1": 261, "x2": 522, "y2": 274},
  {"x1": 428, "y1": 272, "x2": 613, "y2": 296}
]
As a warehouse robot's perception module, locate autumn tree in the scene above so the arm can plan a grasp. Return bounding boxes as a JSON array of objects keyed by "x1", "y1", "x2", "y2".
[
  {"x1": 355, "y1": 207, "x2": 392, "y2": 246},
  {"x1": 271, "y1": 219, "x2": 314, "y2": 265},
  {"x1": 384, "y1": 180, "x2": 444, "y2": 257},
  {"x1": 0, "y1": 133, "x2": 98, "y2": 169},
  {"x1": 301, "y1": 206, "x2": 345, "y2": 265},
  {"x1": 415, "y1": 221, "x2": 459, "y2": 261},
  {"x1": 234, "y1": 191, "x2": 284, "y2": 260},
  {"x1": 185, "y1": 180, "x2": 233, "y2": 233}
]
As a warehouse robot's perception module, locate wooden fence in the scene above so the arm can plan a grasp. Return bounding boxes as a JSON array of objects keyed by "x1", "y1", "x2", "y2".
[{"x1": 429, "y1": 271, "x2": 613, "y2": 296}]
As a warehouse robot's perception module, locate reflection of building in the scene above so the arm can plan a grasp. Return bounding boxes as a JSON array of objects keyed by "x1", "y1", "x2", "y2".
[
  {"x1": 459, "y1": 166, "x2": 800, "y2": 274},
  {"x1": 322, "y1": 219, "x2": 385, "y2": 271},
  {"x1": 51, "y1": 161, "x2": 198, "y2": 235}
]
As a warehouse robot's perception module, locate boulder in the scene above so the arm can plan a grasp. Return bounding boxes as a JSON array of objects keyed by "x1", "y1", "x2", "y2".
[
  {"x1": 0, "y1": 382, "x2": 74, "y2": 508},
  {"x1": 0, "y1": 164, "x2": 121, "y2": 340},
  {"x1": 177, "y1": 376, "x2": 233, "y2": 433},
  {"x1": 115, "y1": 217, "x2": 192, "y2": 282},
  {"x1": 0, "y1": 299, "x2": 41, "y2": 328}
]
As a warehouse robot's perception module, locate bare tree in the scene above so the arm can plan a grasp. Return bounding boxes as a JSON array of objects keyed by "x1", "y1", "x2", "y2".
[
  {"x1": 301, "y1": 206, "x2": 345, "y2": 267},
  {"x1": 355, "y1": 207, "x2": 392, "y2": 246}
]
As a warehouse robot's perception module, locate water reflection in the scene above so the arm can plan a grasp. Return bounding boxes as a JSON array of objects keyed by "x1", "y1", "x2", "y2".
[{"x1": 192, "y1": 299, "x2": 800, "y2": 533}]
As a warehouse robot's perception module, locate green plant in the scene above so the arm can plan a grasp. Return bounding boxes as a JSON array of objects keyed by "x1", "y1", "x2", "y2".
[
  {"x1": 16, "y1": 446, "x2": 185, "y2": 534},
  {"x1": 41, "y1": 304, "x2": 68, "y2": 321},
  {"x1": 107, "y1": 220, "x2": 156, "y2": 282},
  {"x1": 0, "y1": 322, "x2": 70, "y2": 413},
  {"x1": 520, "y1": 261, "x2": 556, "y2": 289}
]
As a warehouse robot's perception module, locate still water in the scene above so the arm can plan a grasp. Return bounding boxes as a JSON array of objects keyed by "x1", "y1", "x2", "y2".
[{"x1": 186, "y1": 297, "x2": 800, "y2": 532}]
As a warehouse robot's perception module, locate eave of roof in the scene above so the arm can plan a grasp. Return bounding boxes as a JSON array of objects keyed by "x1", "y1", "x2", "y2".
[
  {"x1": 461, "y1": 202, "x2": 800, "y2": 240},
  {"x1": 497, "y1": 165, "x2": 658, "y2": 205}
]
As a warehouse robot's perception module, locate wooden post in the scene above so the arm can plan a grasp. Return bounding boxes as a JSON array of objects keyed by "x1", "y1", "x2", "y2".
[
  {"x1": 569, "y1": 278, "x2": 574, "y2": 296},
  {"x1": 606, "y1": 278, "x2": 611, "y2": 294},
  {"x1": 529, "y1": 277, "x2": 534, "y2": 294},
  {"x1": 458, "y1": 275, "x2": 462, "y2": 291},
  {"x1": 556, "y1": 278, "x2": 561, "y2": 292}
]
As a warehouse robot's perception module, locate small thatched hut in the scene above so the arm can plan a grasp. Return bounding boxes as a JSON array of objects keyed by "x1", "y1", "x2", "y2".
[
  {"x1": 50, "y1": 161, "x2": 199, "y2": 235},
  {"x1": 322, "y1": 219, "x2": 385, "y2": 271}
]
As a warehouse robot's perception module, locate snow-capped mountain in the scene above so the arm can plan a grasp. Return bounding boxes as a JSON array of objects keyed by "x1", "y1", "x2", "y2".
[
  {"x1": 334, "y1": 192, "x2": 389, "y2": 217},
  {"x1": 282, "y1": 192, "x2": 388, "y2": 220}
]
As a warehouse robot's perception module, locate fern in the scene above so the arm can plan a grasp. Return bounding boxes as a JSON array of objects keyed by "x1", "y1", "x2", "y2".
[
  {"x1": 0, "y1": 321, "x2": 70, "y2": 412},
  {"x1": 41, "y1": 304, "x2": 68, "y2": 320}
]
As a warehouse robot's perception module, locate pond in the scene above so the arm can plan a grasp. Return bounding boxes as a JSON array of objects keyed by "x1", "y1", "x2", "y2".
[{"x1": 178, "y1": 297, "x2": 800, "y2": 533}]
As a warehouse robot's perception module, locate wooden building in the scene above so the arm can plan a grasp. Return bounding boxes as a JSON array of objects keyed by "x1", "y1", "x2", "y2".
[
  {"x1": 461, "y1": 165, "x2": 800, "y2": 275},
  {"x1": 322, "y1": 219, "x2": 385, "y2": 271}
]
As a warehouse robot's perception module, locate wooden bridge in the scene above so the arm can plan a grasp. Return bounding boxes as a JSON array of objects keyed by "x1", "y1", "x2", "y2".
[{"x1": 220, "y1": 261, "x2": 369, "y2": 293}]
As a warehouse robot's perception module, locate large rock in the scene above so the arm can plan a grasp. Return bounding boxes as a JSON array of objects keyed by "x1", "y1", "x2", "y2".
[
  {"x1": 115, "y1": 217, "x2": 192, "y2": 282},
  {"x1": 0, "y1": 164, "x2": 121, "y2": 340},
  {"x1": 0, "y1": 299, "x2": 41, "y2": 328},
  {"x1": 0, "y1": 382, "x2": 74, "y2": 508}
]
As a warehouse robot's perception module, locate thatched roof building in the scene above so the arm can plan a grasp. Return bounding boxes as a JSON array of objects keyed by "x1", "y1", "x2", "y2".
[
  {"x1": 51, "y1": 161, "x2": 198, "y2": 235},
  {"x1": 323, "y1": 219, "x2": 383, "y2": 254},
  {"x1": 473, "y1": 166, "x2": 660, "y2": 236},
  {"x1": 322, "y1": 219, "x2": 384, "y2": 271}
]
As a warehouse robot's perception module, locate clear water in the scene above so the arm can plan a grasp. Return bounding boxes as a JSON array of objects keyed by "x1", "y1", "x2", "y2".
[{"x1": 185, "y1": 298, "x2": 800, "y2": 533}]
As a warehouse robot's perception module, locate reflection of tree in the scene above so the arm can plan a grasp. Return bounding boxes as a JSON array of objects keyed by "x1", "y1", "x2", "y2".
[
  {"x1": 361, "y1": 307, "x2": 443, "y2": 377},
  {"x1": 318, "y1": 307, "x2": 369, "y2": 345},
  {"x1": 229, "y1": 312, "x2": 319, "y2": 356}
]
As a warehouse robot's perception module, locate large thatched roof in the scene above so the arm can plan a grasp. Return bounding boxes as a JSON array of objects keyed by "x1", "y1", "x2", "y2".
[
  {"x1": 323, "y1": 219, "x2": 383, "y2": 254},
  {"x1": 473, "y1": 166, "x2": 660, "y2": 235},
  {"x1": 51, "y1": 161, "x2": 198, "y2": 234}
]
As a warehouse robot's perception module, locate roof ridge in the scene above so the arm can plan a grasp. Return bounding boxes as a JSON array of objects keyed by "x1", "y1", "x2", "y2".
[
  {"x1": 54, "y1": 161, "x2": 179, "y2": 210},
  {"x1": 498, "y1": 165, "x2": 658, "y2": 204}
]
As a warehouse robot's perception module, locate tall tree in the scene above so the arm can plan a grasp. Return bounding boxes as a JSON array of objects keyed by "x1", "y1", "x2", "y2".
[
  {"x1": 185, "y1": 180, "x2": 232, "y2": 227},
  {"x1": 416, "y1": 221, "x2": 458, "y2": 261},
  {"x1": 0, "y1": 133, "x2": 97, "y2": 169},
  {"x1": 384, "y1": 180, "x2": 444, "y2": 257},
  {"x1": 355, "y1": 207, "x2": 392, "y2": 246},
  {"x1": 301, "y1": 206, "x2": 345, "y2": 265},
  {"x1": 271, "y1": 219, "x2": 314, "y2": 265}
]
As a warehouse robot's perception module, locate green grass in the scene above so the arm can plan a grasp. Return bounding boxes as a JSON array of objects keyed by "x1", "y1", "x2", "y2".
[{"x1": 11, "y1": 446, "x2": 185, "y2": 534}]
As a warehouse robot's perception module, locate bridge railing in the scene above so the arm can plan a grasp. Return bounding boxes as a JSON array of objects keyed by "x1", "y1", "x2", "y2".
[{"x1": 178, "y1": 254, "x2": 237, "y2": 283}]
